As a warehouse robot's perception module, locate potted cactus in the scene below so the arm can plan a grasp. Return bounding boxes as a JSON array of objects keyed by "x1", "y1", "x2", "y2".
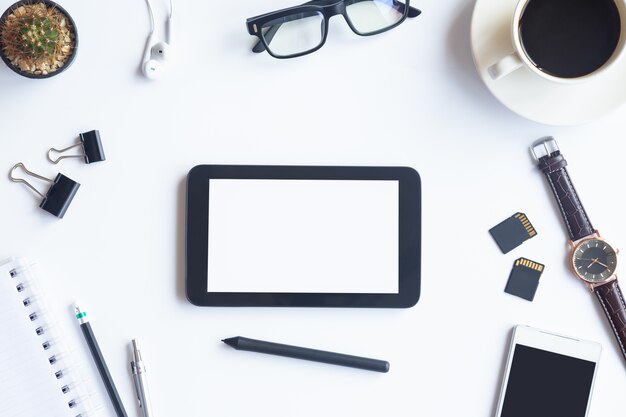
[{"x1": 0, "y1": 0, "x2": 77, "y2": 78}]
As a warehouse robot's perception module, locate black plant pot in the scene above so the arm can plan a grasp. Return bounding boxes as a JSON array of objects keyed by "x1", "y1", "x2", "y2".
[{"x1": 0, "y1": 0, "x2": 78, "y2": 79}]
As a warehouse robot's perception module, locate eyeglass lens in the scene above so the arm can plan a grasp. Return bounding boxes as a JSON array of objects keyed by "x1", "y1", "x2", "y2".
[
  {"x1": 262, "y1": 12, "x2": 326, "y2": 57},
  {"x1": 345, "y1": 0, "x2": 405, "y2": 34},
  {"x1": 261, "y1": 0, "x2": 407, "y2": 57}
]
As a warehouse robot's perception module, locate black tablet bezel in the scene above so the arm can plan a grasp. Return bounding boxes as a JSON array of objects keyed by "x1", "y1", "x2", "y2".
[{"x1": 186, "y1": 165, "x2": 421, "y2": 308}]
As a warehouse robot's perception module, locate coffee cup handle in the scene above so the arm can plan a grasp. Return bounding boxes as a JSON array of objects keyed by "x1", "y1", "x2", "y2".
[{"x1": 488, "y1": 53, "x2": 524, "y2": 80}]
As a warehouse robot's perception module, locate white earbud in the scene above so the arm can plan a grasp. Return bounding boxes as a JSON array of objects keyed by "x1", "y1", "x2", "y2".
[
  {"x1": 142, "y1": 0, "x2": 173, "y2": 80},
  {"x1": 143, "y1": 59, "x2": 163, "y2": 80},
  {"x1": 151, "y1": 41, "x2": 172, "y2": 62}
]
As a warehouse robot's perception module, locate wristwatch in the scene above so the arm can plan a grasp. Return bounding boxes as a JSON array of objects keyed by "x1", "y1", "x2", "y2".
[{"x1": 532, "y1": 137, "x2": 626, "y2": 362}]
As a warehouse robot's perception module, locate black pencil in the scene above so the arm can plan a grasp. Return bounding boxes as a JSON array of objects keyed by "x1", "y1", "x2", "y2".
[
  {"x1": 222, "y1": 336, "x2": 390, "y2": 373},
  {"x1": 74, "y1": 304, "x2": 128, "y2": 417}
]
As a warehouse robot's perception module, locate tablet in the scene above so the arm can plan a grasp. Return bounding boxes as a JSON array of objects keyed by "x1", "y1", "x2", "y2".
[{"x1": 186, "y1": 165, "x2": 421, "y2": 307}]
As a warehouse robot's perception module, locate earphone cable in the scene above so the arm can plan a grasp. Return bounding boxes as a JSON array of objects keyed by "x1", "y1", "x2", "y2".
[{"x1": 145, "y1": 0, "x2": 155, "y2": 35}]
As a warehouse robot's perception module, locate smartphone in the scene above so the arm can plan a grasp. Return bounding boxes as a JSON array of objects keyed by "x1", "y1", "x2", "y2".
[{"x1": 495, "y1": 325, "x2": 602, "y2": 417}]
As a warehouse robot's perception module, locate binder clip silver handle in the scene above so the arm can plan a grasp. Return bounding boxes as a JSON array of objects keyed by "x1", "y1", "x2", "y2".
[
  {"x1": 47, "y1": 130, "x2": 106, "y2": 165},
  {"x1": 47, "y1": 142, "x2": 83, "y2": 164},
  {"x1": 9, "y1": 163, "x2": 53, "y2": 198}
]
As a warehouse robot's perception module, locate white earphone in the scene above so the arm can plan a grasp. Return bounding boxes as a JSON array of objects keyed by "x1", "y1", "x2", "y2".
[{"x1": 142, "y1": 0, "x2": 173, "y2": 80}]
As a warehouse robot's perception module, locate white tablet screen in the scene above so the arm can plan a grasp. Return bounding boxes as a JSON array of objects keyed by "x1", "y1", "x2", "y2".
[{"x1": 207, "y1": 179, "x2": 399, "y2": 293}]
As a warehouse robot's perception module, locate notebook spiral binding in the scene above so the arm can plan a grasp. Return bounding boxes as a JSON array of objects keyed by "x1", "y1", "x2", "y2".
[{"x1": 9, "y1": 258, "x2": 98, "y2": 417}]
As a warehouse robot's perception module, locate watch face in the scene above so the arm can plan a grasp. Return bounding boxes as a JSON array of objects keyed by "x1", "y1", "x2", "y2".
[{"x1": 572, "y1": 239, "x2": 618, "y2": 283}]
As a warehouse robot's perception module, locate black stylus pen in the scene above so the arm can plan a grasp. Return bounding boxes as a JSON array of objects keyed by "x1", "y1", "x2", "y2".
[
  {"x1": 74, "y1": 304, "x2": 128, "y2": 417},
  {"x1": 222, "y1": 336, "x2": 390, "y2": 373}
]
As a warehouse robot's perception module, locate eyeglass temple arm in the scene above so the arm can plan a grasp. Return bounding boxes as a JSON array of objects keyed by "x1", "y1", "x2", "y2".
[
  {"x1": 253, "y1": 24, "x2": 280, "y2": 53},
  {"x1": 252, "y1": 0, "x2": 420, "y2": 53},
  {"x1": 406, "y1": 4, "x2": 421, "y2": 18}
]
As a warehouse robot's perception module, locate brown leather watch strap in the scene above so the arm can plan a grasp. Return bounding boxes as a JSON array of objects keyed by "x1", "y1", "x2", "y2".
[
  {"x1": 595, "y1": 280, "x2": 626, "y2": 361},
  {"x1": 537, "y1": 150, "x2": 594, "y2": 242}
]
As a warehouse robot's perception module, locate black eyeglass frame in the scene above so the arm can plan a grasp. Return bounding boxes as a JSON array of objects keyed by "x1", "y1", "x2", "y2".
[{"x1": 246, "y1": 0, "x2": 421, "y2": 59}]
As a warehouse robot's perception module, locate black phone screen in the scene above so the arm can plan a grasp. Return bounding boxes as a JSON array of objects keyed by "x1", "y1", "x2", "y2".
[{"x1": 500, "y1": 344, "x2": 596, "y2": 417}]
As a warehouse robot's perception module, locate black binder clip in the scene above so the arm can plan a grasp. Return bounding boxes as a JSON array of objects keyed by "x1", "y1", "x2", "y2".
[
  {"x1": 47, "y1": 130, "x2": 106, "y2": 164},
  {"x1": 9, "y1": 163, "x2": 80, "y2": 219}
]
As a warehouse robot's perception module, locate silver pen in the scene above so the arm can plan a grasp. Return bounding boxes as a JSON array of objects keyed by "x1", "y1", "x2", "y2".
[{"x1": 130, "y1": 339, "x2": 154, "y2": 417}]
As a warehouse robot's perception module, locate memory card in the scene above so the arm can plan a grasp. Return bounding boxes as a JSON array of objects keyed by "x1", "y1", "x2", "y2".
[
  {"x1": 505, "y1": 258, "x2": 545, "y2": 302},
  {"x1": 489, "y1": 212, "x2": 537, "y2": 254}
]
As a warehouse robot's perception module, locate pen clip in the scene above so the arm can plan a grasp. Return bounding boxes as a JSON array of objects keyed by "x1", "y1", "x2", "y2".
[{"x1": 130, "y1": 361, "x2": 144, "y2": 409}]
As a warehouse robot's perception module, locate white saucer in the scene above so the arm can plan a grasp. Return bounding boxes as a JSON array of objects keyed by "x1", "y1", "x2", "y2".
[{"x1": 471, "y1": 0, "x2": 626, "y2": 126}]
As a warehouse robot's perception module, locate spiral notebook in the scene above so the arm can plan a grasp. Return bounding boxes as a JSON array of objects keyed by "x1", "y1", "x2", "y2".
[{"x1": 0, "y1": 257, "x2": 94, "y2": 417}]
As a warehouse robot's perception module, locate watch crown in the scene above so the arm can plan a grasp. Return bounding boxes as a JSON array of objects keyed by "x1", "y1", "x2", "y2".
[{"x1": 617, "y1": 248, "x2": 620, "y2": 255}]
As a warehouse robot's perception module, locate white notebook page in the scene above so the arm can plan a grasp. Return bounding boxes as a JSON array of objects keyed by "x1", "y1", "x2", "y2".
[{"x1": 0, "y1": 260, "x2": 75, "y2": 417}]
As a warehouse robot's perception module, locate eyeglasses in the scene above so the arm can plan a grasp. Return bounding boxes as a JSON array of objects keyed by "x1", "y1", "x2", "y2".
[{"x1": 246, "y1": 0, "x2": 421, "y2": 59}]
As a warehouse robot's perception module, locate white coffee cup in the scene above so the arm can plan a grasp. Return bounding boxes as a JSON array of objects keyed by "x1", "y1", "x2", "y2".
[{"x1": 488, "y1": 0, "x2": 626, "y2": 83}]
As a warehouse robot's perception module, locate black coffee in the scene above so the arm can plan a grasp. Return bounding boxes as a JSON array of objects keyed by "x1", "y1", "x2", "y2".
[{"x1": 519, "y1": 0, "x2": 621, "y2": 78}]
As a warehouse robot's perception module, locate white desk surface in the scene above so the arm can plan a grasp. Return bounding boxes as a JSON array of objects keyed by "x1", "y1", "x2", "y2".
[{"x1": 1, "y1": 0, "x2": 625, "y2": 416}]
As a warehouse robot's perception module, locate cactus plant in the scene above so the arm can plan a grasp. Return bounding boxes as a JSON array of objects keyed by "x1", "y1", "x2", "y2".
[{"x1": 0, "y1": 1, "x2": 76, "y2": 77}]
